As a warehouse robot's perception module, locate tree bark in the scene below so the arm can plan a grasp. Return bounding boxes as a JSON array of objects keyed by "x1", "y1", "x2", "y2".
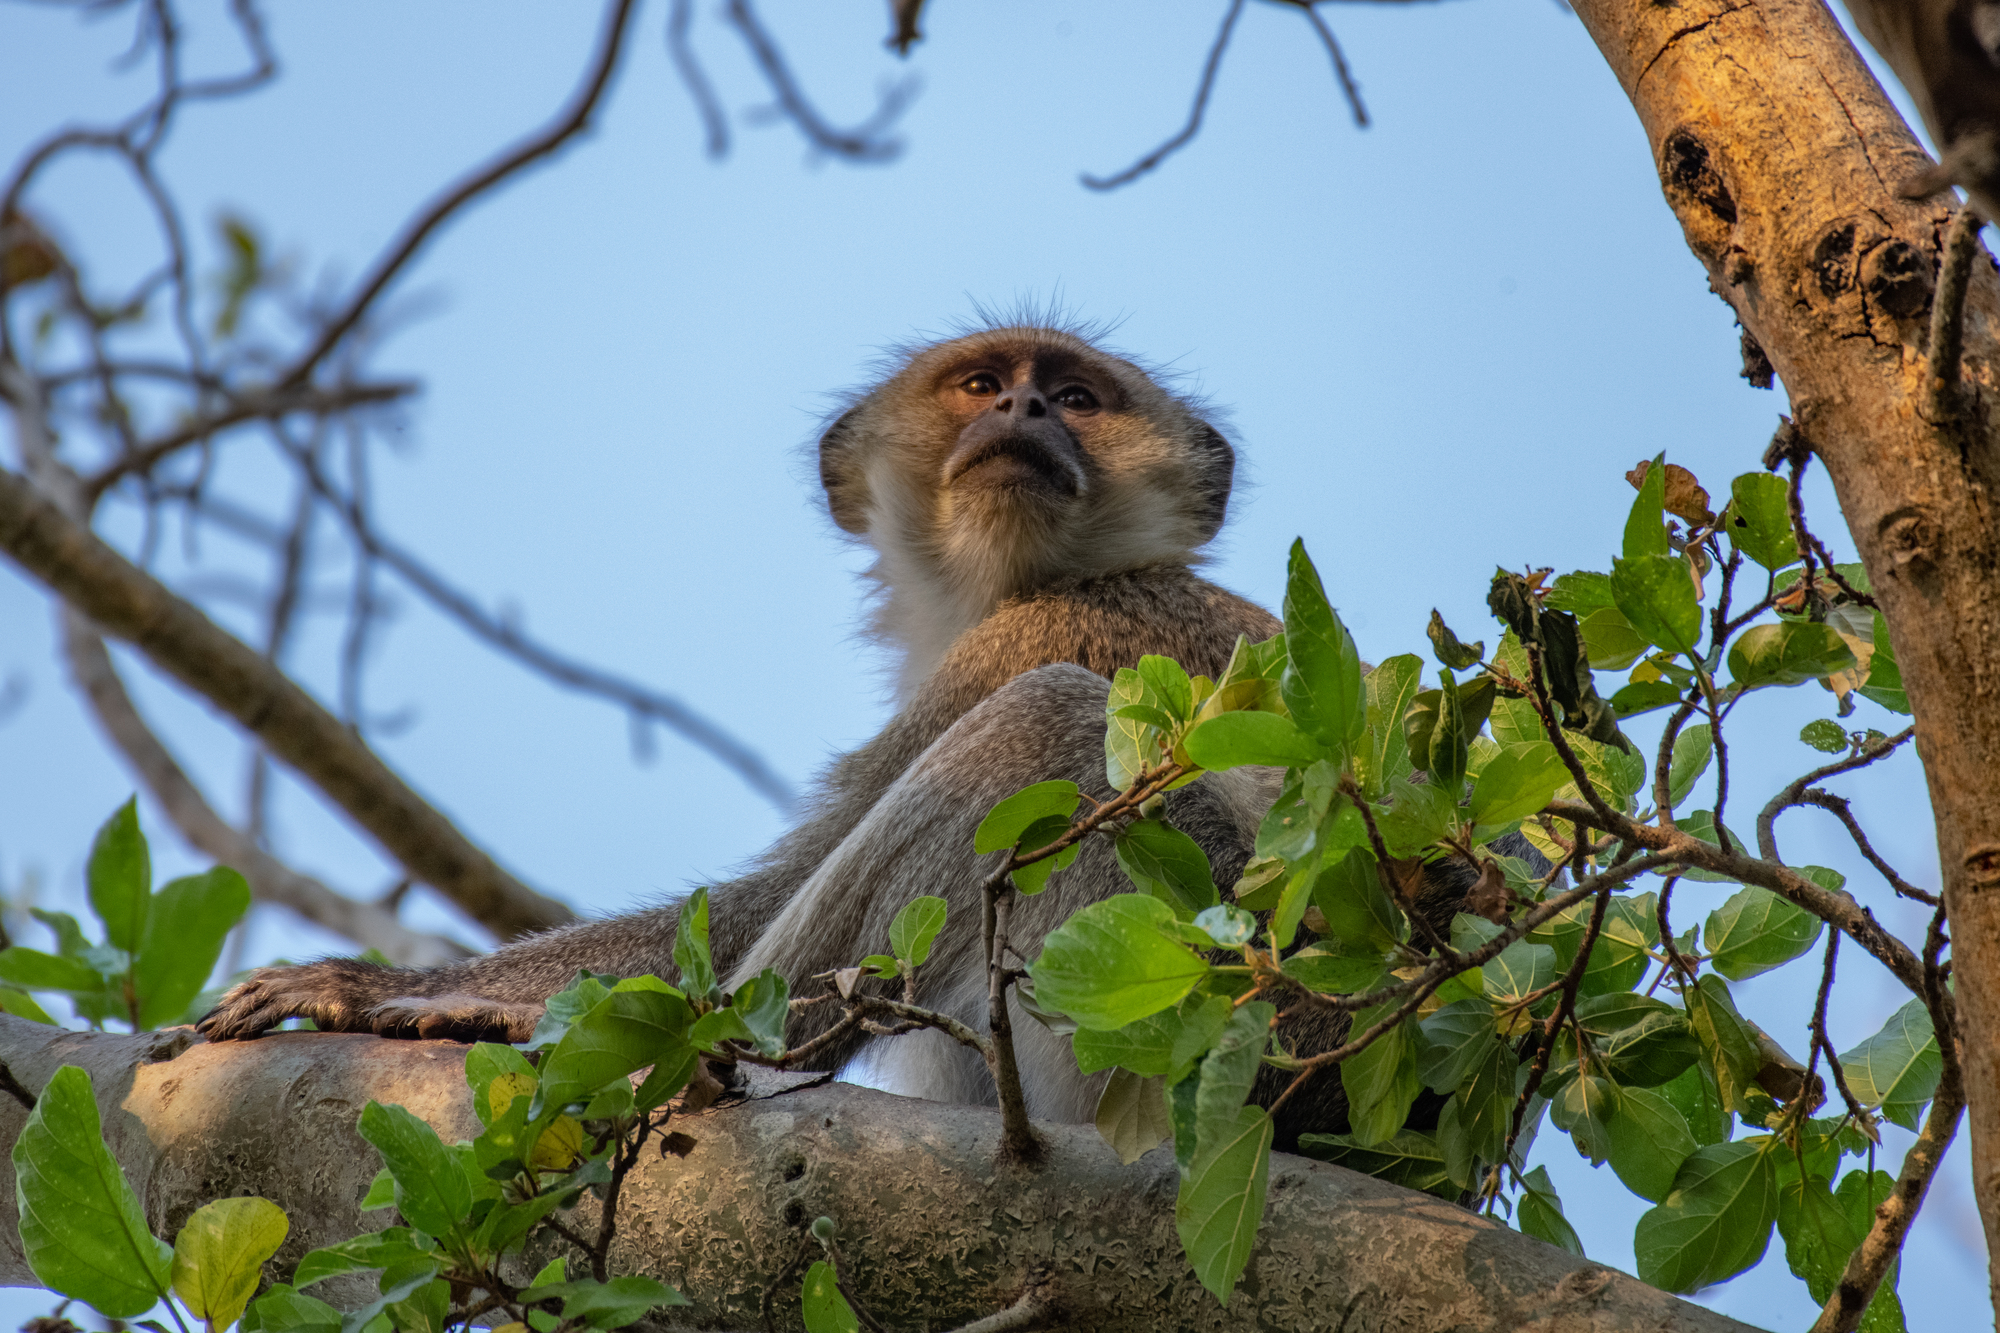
[
  {"x1": 0, "y1": 1017, "x2": 1756, "y2": 1333},
  {"x1": 1567, "y1": 0, "x2": 2000, "y2": 1305}
]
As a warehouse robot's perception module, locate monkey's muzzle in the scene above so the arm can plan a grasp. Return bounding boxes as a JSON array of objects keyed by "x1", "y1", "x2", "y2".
[{"x1": 944, "y1": 427, "x2": 1085, "y2": 498}]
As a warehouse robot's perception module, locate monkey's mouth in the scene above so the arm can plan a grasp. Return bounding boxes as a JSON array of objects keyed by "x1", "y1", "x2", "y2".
[{"x1": 945, "y1": 436, "x2": 1083, "y2": 498}]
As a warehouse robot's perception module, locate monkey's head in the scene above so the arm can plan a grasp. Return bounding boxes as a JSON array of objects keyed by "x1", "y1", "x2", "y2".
[{"x1": 820, "y1": 325, "x2": 1237, "y2": 673}]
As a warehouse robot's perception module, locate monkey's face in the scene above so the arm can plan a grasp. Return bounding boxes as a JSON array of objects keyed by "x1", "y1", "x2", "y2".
[
  {"x1": 934, "y1": 351, "x2": 1105, "y2": 511},
  {"x1": 820, "y1": 326, "x2": 1235, "y2": 620}
]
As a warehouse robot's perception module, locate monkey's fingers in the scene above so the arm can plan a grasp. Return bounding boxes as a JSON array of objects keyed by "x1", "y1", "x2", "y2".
[
  {"x1": 365, "y1": 994, "x2": 544, "y2": 1044},
  {"x1": 196, "y1": 959, "x2": 403, "y2": 1040}
]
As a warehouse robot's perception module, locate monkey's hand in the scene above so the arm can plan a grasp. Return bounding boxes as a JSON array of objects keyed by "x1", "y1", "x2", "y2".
[{"x1": 197, "y1": 960, "x2": 544, "y2": 1043}]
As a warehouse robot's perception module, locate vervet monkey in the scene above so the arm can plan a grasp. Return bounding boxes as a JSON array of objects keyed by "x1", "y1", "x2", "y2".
[{"x1": 201, "y1": 323, "x2": 1455, "y2": 1144}]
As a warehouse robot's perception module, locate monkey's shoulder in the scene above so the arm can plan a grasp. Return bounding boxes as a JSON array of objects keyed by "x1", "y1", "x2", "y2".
[{"x1": 956, "y1": 563, "x2": 1278, "y2": 687}]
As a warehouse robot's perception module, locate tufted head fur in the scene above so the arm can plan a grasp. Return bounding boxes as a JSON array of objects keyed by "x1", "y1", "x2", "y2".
[{"x1": 819, "y1": 324, "x2": 1237, "y2": 696}]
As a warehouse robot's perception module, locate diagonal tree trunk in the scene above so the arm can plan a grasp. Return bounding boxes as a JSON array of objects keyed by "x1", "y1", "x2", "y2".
[{"x1": 1567, "y1": 0, "x2": 2000, "y2": 1311}]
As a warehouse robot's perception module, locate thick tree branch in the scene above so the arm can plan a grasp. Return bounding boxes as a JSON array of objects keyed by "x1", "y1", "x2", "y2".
[
  {"x1": 0, "y1": 461, "x2": 572, "y2": 939},
  {"x1": 0, "y1": 1019, "x2": 1762, "y2": 1333}
]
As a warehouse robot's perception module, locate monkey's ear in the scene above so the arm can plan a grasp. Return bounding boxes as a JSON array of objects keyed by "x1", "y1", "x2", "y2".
[
  {"x1": 1188, "y1": 421, "x2": 1235, "y2": 543},
  {"x1": 819, "y1": 409, "x2": 872, "y2": 534}
]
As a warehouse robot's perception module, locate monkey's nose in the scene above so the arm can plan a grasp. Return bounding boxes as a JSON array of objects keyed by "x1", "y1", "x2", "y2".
[{"x1": 996, "y1": 389, "x2": 1049, "y2": 418}]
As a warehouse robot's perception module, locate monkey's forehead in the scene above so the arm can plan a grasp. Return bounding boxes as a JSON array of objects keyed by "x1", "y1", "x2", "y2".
[{"x1": 896, "y1": 326, "x2": 1156, "y2": 393}]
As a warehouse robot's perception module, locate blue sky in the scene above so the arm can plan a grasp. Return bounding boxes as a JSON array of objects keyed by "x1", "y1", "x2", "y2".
[{"x1": 0, "y1": 0, "x2": 1983, "y2": 1326}]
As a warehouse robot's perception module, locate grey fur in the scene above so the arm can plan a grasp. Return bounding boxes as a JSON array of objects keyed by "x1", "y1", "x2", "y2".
[{"x1": 198, "y1": 325, "x2": 1449, "y2": 1145}]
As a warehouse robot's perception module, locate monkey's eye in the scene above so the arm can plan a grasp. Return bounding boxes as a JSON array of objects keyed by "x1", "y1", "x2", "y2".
[
  {"x1": 1053, "y1": 385, "x2": 1099, "y2": 411},
  {"x1": 960, "y1": 372, "x2": 1002, "y2": 397}
]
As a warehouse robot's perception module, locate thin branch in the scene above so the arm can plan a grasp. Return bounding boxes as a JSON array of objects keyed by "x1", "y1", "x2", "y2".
[
  {"x1": 0, "y1": 459, "x2": 574, "y2": 939},
  {"x1": 984, "y1": 880, "x2": 1040, "y2": 1162},
  {"x1": 82, "y1": 380, "x2": 415, "y2": 503},
  {"x1": 1804, "y1": 929, "x2": 1866, "y2": 1125},
  {"x1": 941, "y1": 1272, "x2": 1058, "y2": 1333},
  {"x1": 1503, "y1": 881, "x2": 1610, "y2": 1168},
  {"x1": 278, "y1": 0, "x2": 641, "y2": 388},
  {"x1": 1795, "y1": 789, "x2": 1938, "y2": 906},
  {"x1": 1082, "y1": 0, "x2": 1246, "y2": 190},
  {"x1": 1925, "y1": 203, "x2": 1984, "y2": 418},
  {"x1": 1756, "y1": 726, "x2": 1916, "y2": 872},
  {"x1": 667, "y1": 0, "x2": 729, "y2": 159},
  {"x1": 287, "y1": 444, "x2": 796, "y2": 814},
  {"x1": 61, "y1": 612, "x2": 470, "y2": 965},
  {"x1": 724, "y1": 0, "x2": 911, "y2": 163},
  {"x1": 1293, "y1": 1, "x2": 1369, "y2": 127}
]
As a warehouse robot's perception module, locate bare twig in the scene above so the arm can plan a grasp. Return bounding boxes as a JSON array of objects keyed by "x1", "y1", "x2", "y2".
[
  {"x1": 942, "y1": 1270, "x2": 1058, "y2": 1333},
  {"x1": 1808, "y1": 915, "x2": 1963, "y2": 1332},
  {"x1": 1804, "y1": 929, "x2": 1866, "y2": 1126},
  {"x1": 284, "y1": 447, "x2": 796, "y2": 814},
  {"x1": 1291, "y1": 1, "x2": 1369, "y2": 127},
  {"x1": 1795, "y1": 789, "x2": 1938, "y2": 906},
  {"x1": 667, "y1": 0, "x2": 730, "y2": 159},
  {"x1": 1082, "y1": 0, "x2": 1246, "y2": 190},
  {"x1": 1502, "y1": 882, "x2": 1610, "y2": 1167},
  {"x1": 279, "y1": 0, "x2": 641, "y2": 387},
  {"x1": 984, "y1": 879, "x2": 1041, "y2": 1162},
  {"x1": 724, "y1": 0, "x2": 911, "y2": 162}
]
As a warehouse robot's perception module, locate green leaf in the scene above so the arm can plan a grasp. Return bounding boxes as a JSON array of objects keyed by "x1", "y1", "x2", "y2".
[
  {"x1": 1672, "y1": 809, "x2": 1750, "y2": 882},
  {"x1": 672, "y1": 888, "x2": 719, "y2": 1004},
  {"x1": 1182, "y1": 709, "x2": 1325, "y2": 770},
  {"x1": 1115, "y1": 819, "x2": 1219, "y2": 916},
  {"x1": 1665, "y1": 724, "x2": 1713, "y2": 810},
  {"x1": 1468, "y1": 741, "x2": 1567, "y2": 830},
  {"x1": 1028, "y1": 894, "x2": 1211, "y2": 1030},
  {"x1": 1008, "y1": 815, "x2": 1080, "y2": 895},
  {"x1": 1625, "y1": 453, "x2": 1671, "y2": 560},
  {"x1": 465, "y1": 1042, "x2": 537, "y2": 1125},
  {"x1": 1571, "y1": 993, "x2": 1698, "y2": 1088},
  {"x1": 387, "y1": 1278, "x2": 449, "y2": 1333},
  {"x1": 1611, "y1": 679, "x2": 1686, "y2": 718},
  {"x1": 1481, "y1": 936, "x2": 1557, "y2": 1009},
  {"x1": 1578, "y1": 605, "x2": 1649, "y2": 671},
  {"x1": 1607, "y1": 1087, "x2": 1698, "y2": 1202},
  {"x1": 1611, "y1": 555, "x2": 1702, "y2": 656},
  {"x1": 0, "y1": 947, "x2": 107, "y2": 995},
  {"x1": 1800, "y1": 719, "x2": 1849, "y2": 753},
  {"x1": 1777, "y1": 1169, "x2": 1858, "y2": 1306},
  {"x1": 1529, "y1": 896, "x2": 1656, "y2": 999},
  {"x1": 799, "y1": 1260, "x2": 858, "y2": 1333},
  {"x1": 1426, "y1": 610, "x2": 1485, "y2": 670},
  {"x1": 1729, "y1": 622, "x2": 1856, "y2": 690},
  {"x1": 1357, "y1": 655, "x2": 1424, "y2": 798},
  {"x1": 1095, "y1": 1069, "x2": 1172, "y2": 1165},
  {"x1": 1295, "y1": 1129, "x2": 1454, "y2": 1198},
  {"x1": 88, "y1": 798, "x2": 150, "y2": 953},
  {"x1": 11, "y1": 1065, "x2": 172, "y2": 1317},
  {"x1": 243, "y1": 1285, "x2": 342, "y2": 1333},
  {"x1": 1549, "y1": 1074, "x2": 1620, "y2": 1165},
  {"x1": 134, "y1": 867, "x2": 250, "y2": 1028},
  {"x1": 1634, "y1": 1141, "x2": 1778, "y2": 1293},
  {"x1": 1076, "y1": 992, "x2": 1233, "y2": 1084},
  {"x1": 1313, "y1": 850, "x2": 1405, "y2": 955},
  {"x1": 1517, "y1": 1166, "x2": 1585, "y2": 1256},
  {"x1": 356, "y1": 1101, "x2": 473, "y2": 1239},
  {"x1": 974, "y1": 781, "x2": 1081, "y2": 853},
  {"x1": 1547, "y1": 570, "x2": 1617, "y2": 615},
  {"x1": 1704, "y1": 885, "x2": 1824, "y2": 981},
  {"x1": 1727, "y1": 473, "x2": 1799, "y2": 570},
  {"x1": 359, "y1": 1169, "x2": 396, "y2": 1212},
  {"x1": 1416, "y1": 999, "x2": 1501, "y2": 1094},
  {"x1": 1340, "y1": 1001, "x2": 1422, "y2": 1146},
  {"x1": 887, "y1": 896, "x2": 948, "y2": 966},
  {"x1": 1281, "y1": 939, "x2": 1389, "y2": 995},
  {"x1": 1136, "y1": 654, "x2": 1195, "y2": 722},
  {"x1": 538, "y1": 984, "x2": 697, "y2": 1112},
  {"x1": 1685, "y1": 976, "x2": 1765, "y2": 1116},
  {"x1": 293, "y1": 1229, "x2": 435, "y2": 1287},
  {"x1": 1838, "y1": 999, "x2": 1941, "y2": 1131},
  {"x1": 171, "y1": 1196, "x2": 289, "y2": 1331},
  {"x1": 1280, "y1": 540, "x2": 1365, "y2": 753},
  {"x1": 1174, "y1": 1105, "x2": 1273, "y2": 1303},
  {"x1": 1194, "y1": 1002, "x2": 1274, "y2": 1155},
  {"x1": 1105, "y1": 668, "x2": 1173, "y2": 792},
  {"x1": 0, "y1": 988, "x2": 56, "y2": 1024},
  {"x1": 530, "y1": 1277, "x2": 688, "y2": 1328},
  {"x1": 1658, "y1": 1061, "x2": 1732, "y2": 1148},
  {"x1": 1859, "y1": 613, "x2": 1910, "y2": 714}
]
